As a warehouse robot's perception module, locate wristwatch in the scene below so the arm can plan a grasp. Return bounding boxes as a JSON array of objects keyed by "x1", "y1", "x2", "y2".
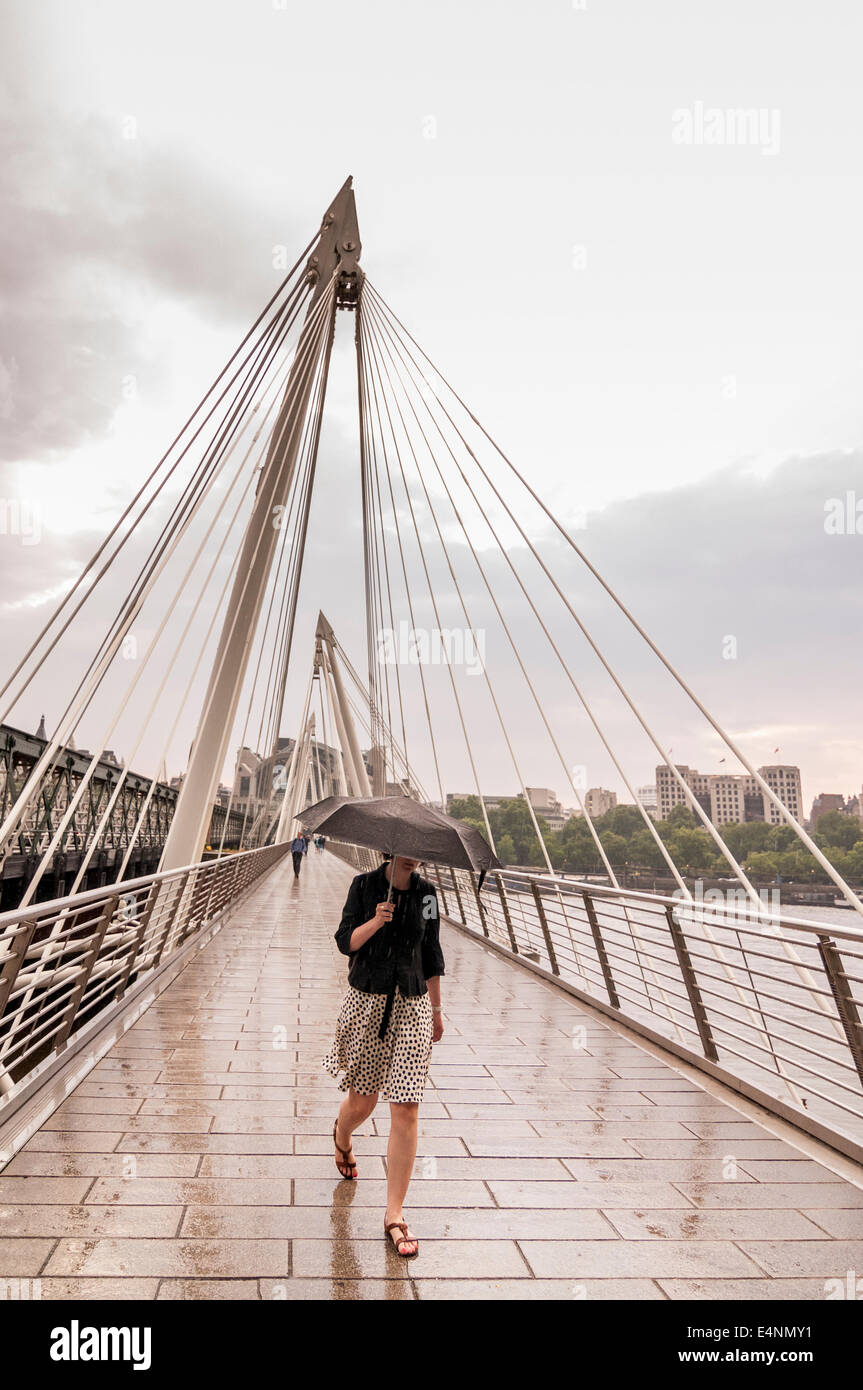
[{"x1": 431, "y1": 1005, "x2": 443, "y2": 1013}]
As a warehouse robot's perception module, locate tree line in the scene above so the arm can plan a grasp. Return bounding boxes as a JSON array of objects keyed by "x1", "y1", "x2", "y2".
[{"x1": 447, "y1": 798, "x2": 863, "y2": 884}]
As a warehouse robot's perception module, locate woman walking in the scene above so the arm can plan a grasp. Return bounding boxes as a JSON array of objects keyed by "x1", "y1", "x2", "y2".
[
  {"x1": 322, "y1": 853, "x2": 445, "y2": 1258},
  {"x1": 290, "y1": 832, "x2": 307, "y2": 879}
]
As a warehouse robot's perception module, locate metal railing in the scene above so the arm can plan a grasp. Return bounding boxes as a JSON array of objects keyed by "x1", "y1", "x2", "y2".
[
  {"x1": 426, "y1": 864, "x2": 863, "y2": 1159},
  {"x1": 324, "y1": 839, "x2": 380, "y2": 874},
  {"x1": 0, "y1": 842, "x2": 290, "y2": 1104}
]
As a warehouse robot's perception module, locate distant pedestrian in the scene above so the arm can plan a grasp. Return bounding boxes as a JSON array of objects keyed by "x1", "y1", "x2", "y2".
[{"x1": 291, "y1": 833, "x2": 307, "y2": 878}]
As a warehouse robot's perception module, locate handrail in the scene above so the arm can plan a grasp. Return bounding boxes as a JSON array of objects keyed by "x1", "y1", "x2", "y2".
[
  {"x1": 485, "y1": 866, "x2": 863, "y2": 943},
  {"x1": 0, "y1": 850, "x2": 245, "y2": 930},
  {"x1": 0, "y1": 841, "x2": 290, "y2": 1104},
  {"x1": 418, "y1": 860, "x2": 863, "y2": 1159}
]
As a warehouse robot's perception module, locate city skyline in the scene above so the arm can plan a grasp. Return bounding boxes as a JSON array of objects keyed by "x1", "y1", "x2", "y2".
[{"x1": 15, "y1": 695, "x2": 862, "y2": 832}]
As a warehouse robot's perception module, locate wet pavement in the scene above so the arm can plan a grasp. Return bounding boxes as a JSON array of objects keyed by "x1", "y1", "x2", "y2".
[{"x1": 2, "y1": 850, "x2": 863, "y2": 1300}]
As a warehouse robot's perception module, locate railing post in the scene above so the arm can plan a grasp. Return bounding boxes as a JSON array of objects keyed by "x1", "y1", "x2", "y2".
[
  {"x1": 582, "y1": 891, "x2": 619, "y2": 1008},
  {"x1": 54, "y1": 895, "x2": 118, "y2": 1050},
  {"x1": 665, "y1": 904, "x2": 718, "y2": 1061},
  {"x1": 818, "y1": 935, "x2": 863, "y2": 1089},
  {"x1": 114, "y1": 881, "x2": 160, "y2": 1001},
  {"x1": 470, "y1": 872, "x2": 490, "y2": 938},
  {"x1": 531, "y1": 881, "x2": 559, "y2": 976},
  {"x1": 434, "y1": 869, "x2": 450, "y2": 920},
  {"x1": 151, "y1": 874, "x2": 188, "y2": 967},
  {"x1": 496, "y1": 875, "x2": 519, "y2": 954},
  {"x1": 449, "y1": 868, "x2": 466, "y2": 924},
  {"x1": 177, "y1": 864, "x2": 216, "y2": 947},
  {"x1": 0, "y1": 919, "x2": 38, "y2": 1021}
]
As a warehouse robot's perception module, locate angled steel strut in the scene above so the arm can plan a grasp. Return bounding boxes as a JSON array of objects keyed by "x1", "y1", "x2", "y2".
[{"x1": 161, "y1": 178, "x2": 362, "y2": 869}]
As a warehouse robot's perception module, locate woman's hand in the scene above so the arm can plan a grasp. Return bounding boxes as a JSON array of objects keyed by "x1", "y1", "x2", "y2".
[
  {"x1": 346, "y1": 900, "x2": 395, "y2": 952},
  {"x1": 432, "y1": 1012, "x2": 444, "y2": 1043}
]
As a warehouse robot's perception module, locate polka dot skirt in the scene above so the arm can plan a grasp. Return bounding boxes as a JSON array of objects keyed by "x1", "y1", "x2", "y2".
[{"x1": 322, "y1": 985, "x2": 433, "y2": 1105}]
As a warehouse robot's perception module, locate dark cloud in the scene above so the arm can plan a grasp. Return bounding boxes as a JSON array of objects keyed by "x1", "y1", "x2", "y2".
[
  {"x1": 282, "y1": 445, "x2": 863, "y2": 793},
  {"x1": 0, "y1": 87, "x2": 307, "y2": 462}
]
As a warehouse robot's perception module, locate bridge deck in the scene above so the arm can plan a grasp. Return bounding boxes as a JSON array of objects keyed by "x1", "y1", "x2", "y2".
[{"x1": 2, "y1": 852, "x2": 863, "y2": 1300}]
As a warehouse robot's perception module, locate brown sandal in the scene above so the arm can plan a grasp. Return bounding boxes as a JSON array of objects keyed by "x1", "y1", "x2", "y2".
[
  {"x1": 333, "y1": 1120, "x2": 357, "y2": 1180},
  {"x1": 385, "y1": 1219, "x2": 419, "y2": 1258}
]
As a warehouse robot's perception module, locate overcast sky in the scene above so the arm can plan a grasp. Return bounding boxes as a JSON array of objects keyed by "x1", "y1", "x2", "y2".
[{"x1": 1, "y1": 0, "x2": 862, "y2": 814}]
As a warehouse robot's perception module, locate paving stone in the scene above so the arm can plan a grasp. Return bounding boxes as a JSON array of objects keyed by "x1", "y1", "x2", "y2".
[
  {"x1": 737, "y1": 1161, "x2": 846, "y2": 1183},
  {"x1": 42, "y1": 1113, "x2": 214, "y2": 1134},
  {"x1": 87, "y1": 1177, "x2": 297, "y2": 1205},
  {"x1": 44, "y1": 1238, "x2": 292, "y2": 1278},
  {"x1": 737, "y1": 1241, "x2": 863, "y2": 1277},
  {"x1": 20, "y1": 1132, "x2": 126, "y2": 1153},
  {"x1": 488, "y1": 1180, "x2": 697, "y2": 1209},
  {"x1": 677, "y1": 1120, "x2": 790, "y2": 1140},
  {"x1": 76, "y1": 1083, "x2": 226, "y2": 1100},
  {"x1": 292, "y1": 1238, "x2": 528, "y2": 1279},
  {"x1": 293, "y1": 1179, "x2": 494, "y2": 1207},
  {"x1": 602, "y1": 1208, "x2": 827, "y2": 1240},
  {"x1": 199, "y1": 1154, "x2": 386, "y2": 1179},
  {"x1": 519, "y1": 1240, "x2": 762, "y2": 1279},
  {"x1": 390, "y1": 1157, "x2": 570, "y2": 1180},
  {"x1": 464, "y1": 1137, "x2": 639, "y2": 1158},
  {"x1": 561, "y1": 1158, "x2": 757, "y2": 1182},
  {"x1": 51, "y1": 1097, "x2": 146, "y2": 1115},
  {"x1": 0, "y1": 1239, "x2": 55, "y2": 1275},
  {"x1": 799, "y1": 1209, "x2": 863, "y2": 1237},
  {"x1": 531, "y1": 1121, "x2": 702, "y2": 1139},
  {"x1": 411, "y1": 1277, "x2": 664, "y2": 1300},
  {"x1": 0, "y1": 1204, "x2": 182, "y2": 1238},
  {"x1": 157, "y1": 1279, "x2": 262, "y2": 1299},
  {"x1": 625, "y1": 1139, "x2": 803, "y2": 1160},
  {"x1": 259, "y1": 1278, "x2": 414, "y2": 1300},
  {"x1": 12, "y1": 1278, "x2": 159, "y2": 1299},
  {"x1": 116, "y1": 1134, "x2": 294, "y2": 1154},
  {"x1": 0, "y1": 1176, "x2": 93, "y2": 1203},
  {"x1": 657, "y1": 1278, "x2": 838, "y2": 1300},
  {"x1": 675, "y1": 1182, "x2": 863, "y2": 1209},
  {"x1": 2, "y1": 1152, "x2": 201, "y2": 1178}
]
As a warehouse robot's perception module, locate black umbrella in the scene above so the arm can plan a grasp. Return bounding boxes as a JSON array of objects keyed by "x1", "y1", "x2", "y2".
[
  {"x1": 295, "y1": 795, "x2": 349, "y2": 832},
  {"x1": 300, "y1": 793, "x2": 501, "y2": 896}
]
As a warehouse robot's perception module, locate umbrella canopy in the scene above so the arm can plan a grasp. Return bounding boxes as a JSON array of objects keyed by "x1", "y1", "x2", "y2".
[
  {"x1": 295, "y1": 795, "x2": 349, "y2": 830},
  {"x1": 299, "y1": 794, "x2": 501, "y2": 874}
]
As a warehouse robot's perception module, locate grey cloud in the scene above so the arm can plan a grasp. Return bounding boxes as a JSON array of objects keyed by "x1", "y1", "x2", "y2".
[
  {"x1": 290, "y1": 447, "x2": 863, "y2": 797},
  {"x1": 0, "y1": 89, "x2": 308, "y2": 463}
]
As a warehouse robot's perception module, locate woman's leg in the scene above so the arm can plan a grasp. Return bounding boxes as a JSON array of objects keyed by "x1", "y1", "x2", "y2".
[
  {"x1": 385, "y1": 1101, "x2": 419, "y2": 1253},
  {"x1": 335, "y1": 1087, "x2": 378, "y2": 1171}
]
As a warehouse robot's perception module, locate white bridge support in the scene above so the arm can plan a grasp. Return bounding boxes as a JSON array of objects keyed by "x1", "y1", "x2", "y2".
[
  {"x1": 316, "y1": 612, "x2": 372, "y2": 800},
  {"x1": 274, "y1": 613, "x2": 373, "y2": 843},
  {"x1": 160, "y1": 180, "x2": 361, "y2": 870}
]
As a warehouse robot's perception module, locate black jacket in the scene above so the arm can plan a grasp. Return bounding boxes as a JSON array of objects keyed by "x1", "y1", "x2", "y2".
[{"x1": 335, "y1": 863, "x2": 445, "y2": 1016}]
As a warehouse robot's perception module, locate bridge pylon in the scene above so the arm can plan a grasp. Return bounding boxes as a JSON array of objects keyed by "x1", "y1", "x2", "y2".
[{"x1": 160, "y1": 180, "x2": 362, "y2": 870}]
